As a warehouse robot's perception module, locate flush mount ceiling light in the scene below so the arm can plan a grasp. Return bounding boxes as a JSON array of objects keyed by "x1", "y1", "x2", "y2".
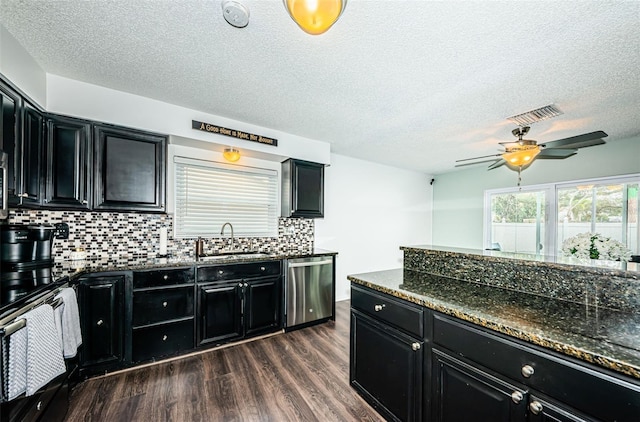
[
  {"x1": 283, "y1": 0, "x2": 347, "y2": 35},
  {"x1": 223, "y1": 148, "x2": 241, "y2": 162}
]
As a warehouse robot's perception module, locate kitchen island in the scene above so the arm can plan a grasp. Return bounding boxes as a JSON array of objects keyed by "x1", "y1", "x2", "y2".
[{"x1": 348, "y1": 245, "x2": 640, "y2": 422}]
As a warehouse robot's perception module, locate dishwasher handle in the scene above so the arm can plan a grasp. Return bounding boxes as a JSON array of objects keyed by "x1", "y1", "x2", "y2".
[{"x1": 287, "y1": 259, "x2": 333, "y2": 268}]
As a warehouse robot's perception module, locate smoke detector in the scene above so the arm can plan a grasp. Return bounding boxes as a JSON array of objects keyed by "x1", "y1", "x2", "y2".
[{"x1": 222, "y1": 1, "x2": 249, "y2": 28}]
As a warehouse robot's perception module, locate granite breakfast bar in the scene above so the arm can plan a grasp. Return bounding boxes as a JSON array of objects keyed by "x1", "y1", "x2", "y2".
[{"x1": 348, "y1": 245, "x2": 640, "y2": 422}]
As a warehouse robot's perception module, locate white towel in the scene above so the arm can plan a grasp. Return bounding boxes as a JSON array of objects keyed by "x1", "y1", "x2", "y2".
[
  {"x1": 7, "y1": 327, "x2": 28, "y2": 401},
  {"x1": 54, "y1": 288, "x2": 83, "y2": 358},
  {"x1": 19, "y1": 304, "x2": 66, "y2": 396}
]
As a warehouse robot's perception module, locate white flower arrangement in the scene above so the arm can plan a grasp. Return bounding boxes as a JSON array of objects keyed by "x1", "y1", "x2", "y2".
[{"x1": 561, "y1": 232, "x2": 632, "y2": 261}]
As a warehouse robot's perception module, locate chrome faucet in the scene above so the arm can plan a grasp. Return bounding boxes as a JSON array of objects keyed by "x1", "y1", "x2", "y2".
[{"x1": 221, "y1": 222, "x2": 235, "y2": 251}]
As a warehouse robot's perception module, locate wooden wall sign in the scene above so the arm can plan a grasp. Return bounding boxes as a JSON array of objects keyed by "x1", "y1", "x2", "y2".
[{"x1": 192, "y1": 120, "x2": 278, "y2": 147}]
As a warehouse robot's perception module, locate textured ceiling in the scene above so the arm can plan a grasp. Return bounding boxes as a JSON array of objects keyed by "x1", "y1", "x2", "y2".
[{"x1": 1, "y1": 0, "x2": 639, "y2": 174}]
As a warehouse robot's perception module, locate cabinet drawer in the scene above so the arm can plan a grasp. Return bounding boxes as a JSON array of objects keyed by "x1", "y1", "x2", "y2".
[
  {"x1": 197, "y1": 261, "x2": 281, "y2": 282},
  {"x1": 132, "y1": 286, "x2": 194, "y2": 327},
  {"x1": 433, "y1": 313, "x2": 640, "y2": 422},
  {"x1": 132, "y1": 319, "x2": 194, "y2": 362},
  {"x1": 133, "y1": 267, "x2": 194, "y2": 288},
  {"x1": 351, "y1": 285, "x2": 423, "y2": 338}
]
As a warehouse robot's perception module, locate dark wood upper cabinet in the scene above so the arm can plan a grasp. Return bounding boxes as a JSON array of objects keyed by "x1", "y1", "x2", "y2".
[
  {"x1": 93, "y1": 125, "x2": 166, "y2": 212},
  {"x1": 281, "y1": 158, "x2": 324, "y2": 218},
  {"x1": 45, "y1": 115, "x2": 91, "y2": 209},
  {"x1": 20, "y1": 103, "x2": 45, "y2": 206},
  {"x1": 0, "y1": 80, "x2": 22, "y2": 204}
]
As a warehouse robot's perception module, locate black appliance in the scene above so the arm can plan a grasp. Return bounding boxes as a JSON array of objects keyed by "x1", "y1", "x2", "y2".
[
  {"x1": 0, "y1": 279, "x2": 75, "y2": 422},
  {"x1": 1, "y1": 222, "x2": 74, "y2": 422},
  {"x1": 1, "y1": 223, "x2": 67, "y2": 307},
  {"x1": 1, "y1": 224, "x2": 55, "y2": 268}
]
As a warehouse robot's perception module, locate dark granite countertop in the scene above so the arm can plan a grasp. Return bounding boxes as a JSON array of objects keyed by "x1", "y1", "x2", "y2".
[
  {"x1": 401, "y1": 245, "x2": 640, "y2": 273},
  {"x1": 348, "y1": 268, "x2": 640, "y2": 380},
  {"x1": 55, "y1": 248, "x2": 337, "y2": 282}
]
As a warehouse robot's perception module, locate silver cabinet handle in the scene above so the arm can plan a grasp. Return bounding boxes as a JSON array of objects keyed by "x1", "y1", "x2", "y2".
[
  {"x1": 521, "y1": 364, "x2": 535, "y2": 378},
  {"x1": 37, "y1": 400, "x2": 43, "y2": 411},
  {"x1": 82, "y1": 199, "x2": 88, "y2": 204},
  {"x1": 163, "y1": 274, "x2": 169, "y2": 280},
  {"x1": 529, "y1": 401, "x2": 543, "y2": 415},
  {"x1": 374, "y1": 304, "x2": 385, "y2": 312},
  {"x1": 411, "y1": 342, "x2": 421, "y2": 351},
  {"x1": 162, "y1": 301, "x2": 168, "y2": 307},
  {"x1": 511, "y1": 391, "x2": 523, "y2": 404},
  {"x1": 97, "y1": 319, "x2": 104, "y2": 326},
  {"x1": 260, "y1": 266, "x2": 265, "y2": 271},
  {"x1": 238, "y1": 282, "x2": 243, "y2": 287},
  {"x1": 218, "y1": 270, "x2": 224, "y2": 275},
  {"x1": 162, "y1": 335, "x2": 168, "y2": 341},
  {"x1": 244, "y1": 283, "x2": 248, "y2": 287},
  {"x1": 19, "y1": 193, "x2": 29, "y2": 198}
]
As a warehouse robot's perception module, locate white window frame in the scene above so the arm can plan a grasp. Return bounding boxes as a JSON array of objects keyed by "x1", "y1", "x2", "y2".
[
  {"x1": 173, "y1": 156, "x2": 280, "y2": 239},
  {"x1": 484, "y1": 173, "x2": 640, "y2": 255}
]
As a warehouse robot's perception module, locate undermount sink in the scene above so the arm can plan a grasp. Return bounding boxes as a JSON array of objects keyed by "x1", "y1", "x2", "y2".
[{"x1": 197, "y1": 251, "x2": 271, "y2": 261}]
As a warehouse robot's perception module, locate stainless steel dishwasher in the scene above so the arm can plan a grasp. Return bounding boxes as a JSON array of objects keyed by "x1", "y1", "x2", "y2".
[{"x1": 285, "y1": 256, "x2": 334, "y2": 329}]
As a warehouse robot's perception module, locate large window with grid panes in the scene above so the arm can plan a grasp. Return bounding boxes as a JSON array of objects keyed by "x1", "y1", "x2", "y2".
[{"x1": 485, "y1": 174, "x2": 639, "y2": 257}]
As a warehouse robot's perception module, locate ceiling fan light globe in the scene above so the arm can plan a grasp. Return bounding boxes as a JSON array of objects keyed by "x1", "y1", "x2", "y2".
[
  {"x1": 502, "y1": 146, "x2": 541, "y2": 167},
  {"x1": 284, "y1": 0, "x2": 346, "y2": 35}
]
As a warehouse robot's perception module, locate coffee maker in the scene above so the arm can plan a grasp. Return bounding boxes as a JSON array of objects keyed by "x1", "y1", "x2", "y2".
[
  {"x1": 1, "y1": 223, "x2": 67, "y2": 306},
  {"x1": 1, "y1": 224, "x2": 56, "y2": 268}
]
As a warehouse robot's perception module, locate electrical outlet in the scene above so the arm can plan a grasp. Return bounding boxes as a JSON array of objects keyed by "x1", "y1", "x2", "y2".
[{"x1": 53, "y1": 222, "x2": 69, "y2": 239}]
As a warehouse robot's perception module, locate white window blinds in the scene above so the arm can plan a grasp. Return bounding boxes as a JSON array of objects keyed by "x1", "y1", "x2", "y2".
[{"x1": 174, "y1": 157, "x2": 279, "y2": 238}]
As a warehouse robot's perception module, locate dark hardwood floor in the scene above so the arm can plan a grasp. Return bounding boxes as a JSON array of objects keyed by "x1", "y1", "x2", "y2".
[{"x1": 65, "y1": 300, "x2": 384, "y2": 422}]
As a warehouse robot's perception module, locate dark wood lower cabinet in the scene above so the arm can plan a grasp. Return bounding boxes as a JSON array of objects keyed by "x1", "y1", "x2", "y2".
[
  {"x1": 198, "y1": 275, "x2": 283, "y2": 345},
  {"x1": 432, "y1": 349, "x2": 527, "y2": 422},
  {"x1": 132, "y1": 319, "x2": 194, "y2": 363},
  {"x1": 78, "y1": 275, "x2": 124, "y2": 370},
  {"x1": 350, "y1": 310, "x2": 423, "y2": 422},
  {"x1": 198, "y1": 282, "x2": 243, "y2": 345},
  {"x1": 245, "y1": 276, "x2": 281, "y2": 336}
]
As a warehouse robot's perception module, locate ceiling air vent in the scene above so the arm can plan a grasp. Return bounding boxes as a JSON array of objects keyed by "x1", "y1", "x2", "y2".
[{"x1": 507, "y1": 104, "x2": 563, "y2": 126}]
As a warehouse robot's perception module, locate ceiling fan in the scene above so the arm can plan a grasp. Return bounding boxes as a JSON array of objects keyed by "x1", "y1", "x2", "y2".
[{"x1": 455, "y1": 126, "x2": 608, "y2": 171}]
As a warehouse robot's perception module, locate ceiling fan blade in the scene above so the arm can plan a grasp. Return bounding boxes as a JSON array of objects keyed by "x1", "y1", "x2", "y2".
[
  {"x1": 537, "y1": 148, "x2": 577, "y2": 159},
  {"x1": 487, "y1": 159, "x2": 506, "y2": 170},
  {"x1": 540, "y1": 131, "x2": 607, "y2": 149},
  {"x1": 455, "y1": 157, "x2": 501, "y2": 167},
  {"x1": 455, "y1": 153, "x2": 502, "y2": 163}
]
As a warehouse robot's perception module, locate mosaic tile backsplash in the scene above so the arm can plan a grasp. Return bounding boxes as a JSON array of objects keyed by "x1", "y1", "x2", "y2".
[{"x1": 7, "y1": 209, "x2": 314, "y2": 263}]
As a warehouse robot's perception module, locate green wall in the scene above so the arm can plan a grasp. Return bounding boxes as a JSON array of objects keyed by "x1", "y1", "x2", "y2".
[{"x1": 432, "y1": 135, "x2": 640, "y2": 249}]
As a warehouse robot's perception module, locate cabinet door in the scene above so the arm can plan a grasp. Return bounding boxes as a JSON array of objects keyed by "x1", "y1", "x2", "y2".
[
  {"x1": 93, "y1": 125, "x2": 166, "y2": 212},
  {"x1": 282, "y1": 159, "x2": 324, "y2": 218},
  {"x1": 45, "y1": 115, "x2": 91, "y2": 209},
  {"x1": 79, "y1": 275, "x2": 124, "y2": 367},
  {"x1": 198, "y1": 282, "x2": 243, "y2": 345},
  {"x1": 0, "y1": 80, "x2": 22, "y2": 204},
  {"x1": 244, "y1": 276, "x2": 282, "y2": 337},
  {"x1": 350, "y1": 310, "x2": 423, "y2": 422},
  {"x1": 431, "y1": 349, "x2": 527, "y2": 422},
  {"x1": 20, "y1": 103, "x2": 44, "y2": 206}
]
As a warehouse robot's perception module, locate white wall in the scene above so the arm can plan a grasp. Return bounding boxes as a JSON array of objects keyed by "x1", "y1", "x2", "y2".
[
  {"x1": 45, "y1": 74, "x2": 330, "y2": 165},
  {"x1": 0, "y1": 24, "x2": 46, "y2": 106},
  {"x1": 432, "y1": 135, "x2": 640, "y2": 249},
  {"x1": 315, "y1": 154, "x2": 433, "y2": 301}
]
